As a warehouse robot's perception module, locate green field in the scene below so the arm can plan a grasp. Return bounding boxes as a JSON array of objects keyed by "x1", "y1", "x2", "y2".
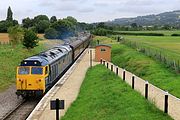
[
  {"x1": 62, "y1": 65, "x2": 171, "y2": 120},
  {"x1": 116, "y1": 30, "x2": 180, "y2": 36},
  {"x1": 124, "y1": 35, "x2": 180, "y2": 54},
  {"x1": 121, "y1": 35, "x2": 180, "y2": 71},
  {"x1": 0, "y1": 43, "x2": 45, "y2": 91}
]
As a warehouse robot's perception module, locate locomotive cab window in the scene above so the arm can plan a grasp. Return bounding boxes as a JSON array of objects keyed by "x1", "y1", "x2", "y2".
[
  {"x1": 18, "y1": 67, "x2": 30, "y2": 75},
  {"x1": 31, "y1": 67, "x2": 43, "y2": 75},
  {"x1": 101, "y1": 48, "x2": 106, "y2": 52}
]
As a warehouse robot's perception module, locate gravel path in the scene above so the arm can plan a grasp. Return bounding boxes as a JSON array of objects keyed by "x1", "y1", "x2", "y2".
[{"x1": 0, "y1": 85, "x2": 23, "y2": 119}]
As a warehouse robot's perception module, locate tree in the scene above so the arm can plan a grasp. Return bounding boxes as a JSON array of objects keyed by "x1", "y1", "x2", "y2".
[
  {"x1": 6, "y1": 6, "x2": 13, "y2": 21},
  {"x1": 13, "y1": 20, "x2": 18, "y2": 26},
  {"x1": 23, "y1": 29, "x2": 38, "y2": 49},
  {"x1": 44, "y1": 28, "x2": 58, "y2": 39},
  {"x1": 131, "y1": 23, "x2": 138, "y2": 28},
  {"x1": 35, "y1": 20, "x2": 50, "y2": 33},
  {"x1": 22, "y1": 17, "x2": 33, "y2": 28},
  {"x1": 163, "y1": 25, "x2": 171, "y2": 30},
  {"x1": 92, "y1": 28, "x2": 108, "y2": 36},
  {"x1": 50, "y1": 16, "x2": 57, "y2": 23},
  {"x1": 97, "y1": 22, "x2": 106, "y2": 29},
  {"x1": 65, "y1": 16, "x2": 77, "y2": 25},
  {"x1": 33, "y1": 15, "x2": 49, "y2": 23},
  {"x1": 8, "y1": 26, "x2": 24, "y2": 48},
  {"x1": 0, "y1": 21, "x2": 8, "y2": 32},
  {"x1": 51, "y1": 19, "x2": 74, "y2": 39}
]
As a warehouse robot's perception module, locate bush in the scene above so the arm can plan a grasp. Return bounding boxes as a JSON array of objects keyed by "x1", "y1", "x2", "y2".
[
  {"x1": 8, "y1": 25, "x2": 24, "y2": 47},
  {"x1": 171, "y1": 34, "x2": 180, "y2": 36},
  {"x1": 91, "y1": 28, "x2": 108, "y2": 36},
  {"x1": 113, "y1": 31, "x2": 164, "y2": 36},
  {"x1": 23, "y1": 29, "x2": 38, "y2": 49},
  {"x1": 44, "y1": 28, "x2": 58, "y2": 39}
]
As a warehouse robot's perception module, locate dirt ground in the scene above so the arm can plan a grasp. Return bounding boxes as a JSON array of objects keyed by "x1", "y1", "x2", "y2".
[
  {"x1": 0, "y1": 33, "x2": 45, "y2": 44},
  {"x1": 0, "y1": 33, "x2": 9, "y2": 44}
]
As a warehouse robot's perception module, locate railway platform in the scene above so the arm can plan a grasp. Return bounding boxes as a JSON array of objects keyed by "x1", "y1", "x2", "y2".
[{"x1": 27, "y1": 48, "x2": 98, "y2": 120}]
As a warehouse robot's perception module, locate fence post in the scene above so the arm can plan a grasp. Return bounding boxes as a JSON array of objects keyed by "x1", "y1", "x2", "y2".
[
  {"x1": 132, "y1": 75, "x2": 135, "y2": 89},
  {"x1": 56, "y1": 99, "x2": 60, "y2": 120},
  {"x1": 123, "y1": 69, "x2": 126, "y2": 81},
  {"x1": 107, "y1": 62, "x2": 109, "y2": 68},
  {"x1": 103, "y1": 61, "x2": 105, "y2": 66},
  {"x1": 145, "y1": 81, "x2": 149, "y2": 99},
  {"x1": 164, "y1": 92, "x2": 169, "y2": 113},
  {"x1": 90, "y1": 50, "x2": 92, "y2": 67},
  {"x1": 111, "y1": 65, "x2": 113, "y2": 71},
  {"x1": 116, "y1": 67, "x2": 118, "y2": 75}
]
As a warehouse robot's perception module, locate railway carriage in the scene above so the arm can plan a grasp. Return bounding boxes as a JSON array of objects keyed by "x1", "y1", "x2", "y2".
[{"x1": 16, "y1": 33, "x2": 91, "y2": 98}]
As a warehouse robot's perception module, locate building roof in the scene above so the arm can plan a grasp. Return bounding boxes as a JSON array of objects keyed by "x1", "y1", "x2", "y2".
[{"x1": 95, "y1": 44, "x2": 111, "y2": 48}]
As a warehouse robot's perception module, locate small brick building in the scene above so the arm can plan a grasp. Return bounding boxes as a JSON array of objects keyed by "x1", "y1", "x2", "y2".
[{"x1": 95, "y1": 44, "x2": 111, "y2": 62}]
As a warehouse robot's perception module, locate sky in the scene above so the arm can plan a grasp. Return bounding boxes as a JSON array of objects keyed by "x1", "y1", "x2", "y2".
[{"x1": 0, "y1": 0, "x2": 180, "y2": 23}]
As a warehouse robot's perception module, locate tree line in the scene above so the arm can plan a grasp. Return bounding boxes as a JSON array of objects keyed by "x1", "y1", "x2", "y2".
[
  {"x1": 0, "y1": 6, "x2": 91, "y2": 49},
  {"x1": 89, "y1": 22, "x2": 180, "y2": 36}
]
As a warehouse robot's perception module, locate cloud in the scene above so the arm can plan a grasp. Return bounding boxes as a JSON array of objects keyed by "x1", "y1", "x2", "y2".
[
  {"x1": 94, "y1": 2, "x2": 109, "y2": 7},
  {"x1": 78, "y1": 8, "x2": 95, "y2": 13},
  {"x1": 1, "y1": 0, "x2": 180, "y2": 23},
  {"x1": 55, "y1": 4, "x2": 78, "y2": 12},
  {"x1": 39, "y1": 1, "x2": 55, "y2": 7}
]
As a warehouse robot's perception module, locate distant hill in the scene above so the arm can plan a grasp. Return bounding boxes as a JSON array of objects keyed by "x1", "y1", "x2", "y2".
[{"x1": 108, "y1": 10, "x2": 180, "y2": 26}]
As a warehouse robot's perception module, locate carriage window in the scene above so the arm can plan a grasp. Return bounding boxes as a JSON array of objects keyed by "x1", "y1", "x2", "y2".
[
  {"x1": 45, "y1": 66, "x2": 48, "y2": 74},
  {"x1": 31, "y1": 67, "x2": 43, "y2": 75},
  {"x1": 18, "y1": 67, "x2": 30, "y2": 75}
]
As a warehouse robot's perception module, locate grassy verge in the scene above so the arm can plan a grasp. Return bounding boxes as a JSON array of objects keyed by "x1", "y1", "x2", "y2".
[
  {"x1": 61, "y1": 65, "x2": 172, "y2": 120},
  {"x1": 111, "y1": 44, "x2": 180, "y2": 98},
  {"x1": 0, "y1": 43, "x2": 45, "y2": 91}
]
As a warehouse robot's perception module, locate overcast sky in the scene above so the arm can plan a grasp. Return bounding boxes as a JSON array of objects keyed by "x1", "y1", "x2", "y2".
[{"x1": 0, "y1": 0, "x2": 180, "y2": 23}]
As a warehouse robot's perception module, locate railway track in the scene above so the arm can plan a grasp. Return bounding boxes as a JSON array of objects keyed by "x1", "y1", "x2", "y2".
[{"x1": 2, "y1": 98, "x2": 40, "y2": 120}]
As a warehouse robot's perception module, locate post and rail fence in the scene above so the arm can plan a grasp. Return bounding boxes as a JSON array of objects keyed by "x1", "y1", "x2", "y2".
[{"x1": 100, "y1": 58, "x2": 180, "y2": 120}]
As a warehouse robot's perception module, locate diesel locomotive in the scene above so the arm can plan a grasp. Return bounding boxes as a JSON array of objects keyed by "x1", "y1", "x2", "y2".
[{"x1": 16, "y1": 32, "x2": 91, "y2": 98}]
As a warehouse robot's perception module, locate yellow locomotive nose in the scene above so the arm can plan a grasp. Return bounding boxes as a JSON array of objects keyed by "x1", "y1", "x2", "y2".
[{"x1": 16, "y1": 66, "x2": 47, "y2": 95}]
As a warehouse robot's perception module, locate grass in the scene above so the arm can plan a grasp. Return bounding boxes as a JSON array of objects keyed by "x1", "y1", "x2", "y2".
[
  {"x1": 121, "y1": 35, "x2": 180, "y2": 72},
  {"x1": 61, "y1": 65, "x2": 172, "y2": 120},
  {"x1": 124, "y1": 35, "x2": 180, "y2": 54},
  {"x1": 111, "y1": 44, "x2": 180, "y2": 98},
  {"x1": 90, "y1": 36, "x2": 117, "y2": 47},
  {"x1": 115, "y1": 30, "x2": 180, "y2": 36},
  {"x1": 92, "y1": 35, "x2": 180, "y2": 98},
  {"x1": 0, "y1": 43, "x2": 45, "y2": 91}
]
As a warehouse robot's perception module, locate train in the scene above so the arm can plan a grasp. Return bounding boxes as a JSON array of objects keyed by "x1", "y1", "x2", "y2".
[{"x1": 16, "y1": 32, "x2": 91, "y2": 98}]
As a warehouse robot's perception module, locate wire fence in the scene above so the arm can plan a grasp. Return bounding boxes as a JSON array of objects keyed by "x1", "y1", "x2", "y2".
[{"x1": 120, "y1": 39, "x2": 180, "y2": 73}]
